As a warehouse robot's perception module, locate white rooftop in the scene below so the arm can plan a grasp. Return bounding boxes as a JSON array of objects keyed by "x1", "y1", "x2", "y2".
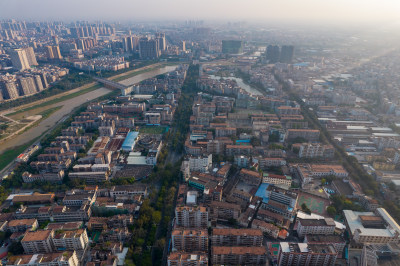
[
  {"x1": 343, "y1": 208, "x2": 400, "y2": 238},
  {"x1": 297, "y1": 210, "x2": 346, "y2": 230}
]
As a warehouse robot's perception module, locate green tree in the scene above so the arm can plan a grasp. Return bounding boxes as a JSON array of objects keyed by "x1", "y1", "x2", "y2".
[
  {"x1": 301, "y1": 203, "x2": 311, "y2": 214},
  {"x1": 327, "y1": 206, "x2": 337, "y2": 216}
]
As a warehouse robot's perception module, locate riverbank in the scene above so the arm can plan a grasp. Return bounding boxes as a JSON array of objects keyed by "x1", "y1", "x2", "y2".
[{"x1": 0, "y1": 63, "x2": 180, "y2": 173}]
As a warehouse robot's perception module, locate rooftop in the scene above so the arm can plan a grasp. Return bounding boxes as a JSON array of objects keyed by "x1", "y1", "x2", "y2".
[
  {"x1": 343, "y1": 208, "x2": 400, "y2": 238},
  {"x1": 213, "y1": 228, "x2": 263, "y2": 236},
  {"x1": 212, "y1": 246, "x2": 266, "y2": 255},
  {"x1": 22, "y1": 230, "x2": 52, "y2": 242}
]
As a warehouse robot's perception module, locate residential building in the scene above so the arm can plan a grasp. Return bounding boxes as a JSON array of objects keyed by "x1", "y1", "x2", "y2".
[
  {"x1": 7, "y1": 219, "x2": 38, "y2": 233},
  {"x1": 212, "y1": 246, "x2": 267, "y2": 265},
  {"x1": 167, "y1": 252, "x2": 208, "y2": 266},
  {"x1": 9, "y1": 48, "x2": 30, "y2": 70},
  {"x1": 209, "y1": 201, "x2": 241, "y2": 221},
  {"x1": 7, "y1": 251, "x2": 79, "y2": 266},
  {"x1": 251, "y1": 219, "x2": 279, "y2": 238},
  {"x1": 278, "y1": 242, "x2": 338, "y2": 266},
  {"x1": 211, "y1": 228, "x2": 263, "y2": 246},
  {"x1": 175, "y1": 206, "x2": 208, "y2": 228},
  {"x1": 304, "y1": 235, "x2": 346, "y2": 255},
  {"x1": 181, "y1": 154, "x2": 212, "y2": 174},
  {"x1": 21, "y1": 230, "x2": 55, "y2": 254},
  {"x1": 286, "y1": 129, "x2": 320, "y2": 142},
  {"x1": 23, "y1": 47, "x2": 38, "y2": 66},
  {"x1": 139, "y1": 37, "x2": 160, "y2": 59},
  {"x1": 259, "y1": 157, "x2": 286, "y2": 169},
  {"x1": 52, "y1": 229, "x2": 89, "y2": 251},
  {"x1": 262, "y1": 173, "x2": 292, "y2": 187},
  {"x1": 239, "y1": 168, "x2": 261, "y2": 186},
  {"x1": 171, "y1": 229, "x2": 208, "y2": 252},
  {"x1": 297, "y1": 218, "x2": 336, "y2": 237},
  {"x1": 298, "y1": 143, "x2": 335, "y2": 158}
]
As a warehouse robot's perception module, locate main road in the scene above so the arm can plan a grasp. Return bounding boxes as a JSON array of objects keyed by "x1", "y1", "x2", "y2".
[{"x1": 0, "y1": 65, "x2": 178, "y2": 155}]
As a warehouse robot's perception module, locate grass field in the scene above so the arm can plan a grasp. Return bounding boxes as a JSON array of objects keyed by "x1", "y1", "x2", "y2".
[
  {"x1": 139, "y1": 126, "x2": 167, "y2": 134},
  {"x1": 111, "y1": 66, "x2": 162, "y2": 82},
  {"x1": 38, "y1": 106, "x2": 63, "y2": 118},
  {"x1": 0, "y1": 138, "x2": 38, "y2": 172}
]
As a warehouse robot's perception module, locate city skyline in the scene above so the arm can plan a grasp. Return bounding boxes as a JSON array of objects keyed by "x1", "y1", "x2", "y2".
[{"x1": 1, "y1": 0, "x2": 400, "y2": 26}]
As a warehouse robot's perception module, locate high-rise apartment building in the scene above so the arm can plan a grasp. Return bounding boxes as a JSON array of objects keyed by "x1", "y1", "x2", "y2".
[
  {"x1": 24, "y1": 47, "x2": 38, "y2": 66},
  {"x1": 9, "y1": 48, "x2": 30, "y2": 70},
  {"x1": 18, "y1": 76, "x2": 37, "y2": 96},
  {"x1": 280, "y1": 45, "x2": 295, "y2": 63},
  {"x1": 0, "y1": 78, "x2": 19, "y2": 99},
  {"x1": 180, "y1": 41, "x2": 186, "y2": 52},
  {"x1": 266, "y1": 45, "x2": 280, "y2": 63},
  {"x1": 46, "y1": 45, "x2": 62, "y2": 59},
  {"x1": 156, "y1": 32, "x2": 166, "y2": 51},
  {"x1": 46, "y1": 46, "x2": 54, "y2": 59},
  {"x1": 52, "y1": 45, "x2": 62, "y2": 59},
  {"x1": 33, "y1": 75, "x2": 44, "y2": 92},
  {"x1": 139, "y1": 37, "x2": 160, "y2": 59},
  {"x1": 222, "y1": 40, "x2": 243, "y2": 54}
]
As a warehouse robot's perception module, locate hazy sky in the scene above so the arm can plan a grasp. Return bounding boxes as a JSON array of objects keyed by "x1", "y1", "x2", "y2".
[{"x1": 1, "y1": 0, "x2": 400, "y2": 25}]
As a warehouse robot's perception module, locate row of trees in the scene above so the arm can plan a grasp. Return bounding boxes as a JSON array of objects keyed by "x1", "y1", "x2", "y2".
[{"x1": 125, "y1": 64, "x2": 200, "y2": 265}]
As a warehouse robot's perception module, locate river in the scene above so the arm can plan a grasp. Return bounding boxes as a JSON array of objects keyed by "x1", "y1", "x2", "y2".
[
  {"x1": 209, "y1": 75, "x2": 262, "y2": 96},
  {"x1": 0, "y1": 65, "x2": 179, "y2": 154}
]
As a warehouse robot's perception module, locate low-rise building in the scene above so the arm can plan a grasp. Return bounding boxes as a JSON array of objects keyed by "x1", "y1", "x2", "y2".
[
  {"x1": 52, "y1": 229, "x2": 89, "y2": 251},
  {"x1": 21, "y1": 230, "x2": 54, "y2": 254},
  {"x1": 297, "y1": 218, "x2": 336, "y2": 238},
  {"x1": 175, "y1": 206, "x2": 208, "y2": 228},
  {"x1": 239, "y1": 168, "x2": 261, "y2": 186},
  {"x1": 344, "y1": 208, "x2": 400, "y2": 244},
  {"x1": 7, "y1": 219, "x2": 38, "y2": 233},
  {"x1": 251, "y1": 219, "x2": 279, "y2": 238},
  {"x1": 209, "y1": 201, "x2": 241, "y2": 221},
  {"x1": 304, "y1": 235, "x2": 346, "y2": 255},
  {"x1": 262, "y1": 173, "x2": 292, "y2": 187},
  {"x1": 277, "y1": 242, "x2": 337, "y2": 266},
  {"x1": 211, "y1": 228, "x2": 263, "y2": 247},
  {"x1": 167, "y1": 252, "x2": 208, "y2": 266},
  {"x1": 7, "y1": 251, "x2": 79, "y2": 266},
  {"x1": 212, "y1": 246, "x2": 267, "y2": 265},
  {"x1": 171, "y1": 229, "x2": 208, "y2": 252}
]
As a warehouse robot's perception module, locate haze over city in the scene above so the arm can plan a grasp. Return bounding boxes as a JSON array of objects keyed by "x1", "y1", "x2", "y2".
[
  {"x1": 1, "y1": 0, "x2": 400, "y2": 25},
  {"x1": 1, "y1": 1, "x2": 400, "y2": 266}
]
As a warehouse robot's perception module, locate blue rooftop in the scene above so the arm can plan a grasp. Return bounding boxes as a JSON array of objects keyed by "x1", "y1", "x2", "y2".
[
  {"x1": 255, "y1": 183, "x2": 270, "y2": 203},
  {"x1": 122, "y1": 131, "x2": 139, "y2": 150}
]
